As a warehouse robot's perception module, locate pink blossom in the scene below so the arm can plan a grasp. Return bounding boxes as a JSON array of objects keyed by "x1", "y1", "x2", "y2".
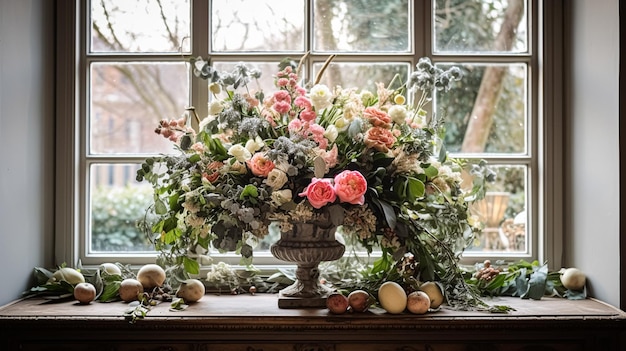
[
  {"x1": 294, "y1": 96, "x2": 312, "y2": 109},
  {"x1": 296, "y1": 86, "x2": 307, "y2": 96},
  {"x1": 300, "y1": 109, "x2": 317, "y2": 122},
  {"x1": 246, "y1": 153, "x2": 275, "y2": 177},
  {"x1": 277, "y1": 78, "x2": 289, "y2": 87},
  {"x1": 334, "y1": 170, "x2": 367, "y2": 205},
  {"x1": 288, "y1": 118, "x2": 303, "y2": 133},
  {"x1": 320, "y1": 144, "x2": 338, "y2": 170},
  {"x1": 307, "y1": 123, "x2": 328, "y2": 149},
  {"x1": 273, "y1": 101, "x2": 291, "y2": 114},
  {"x1": 273, "y1": 90, "x2": 291, "y2": 103},
  {"x1": 298, "y1": 178, "x2": 336, "y2": 209}
]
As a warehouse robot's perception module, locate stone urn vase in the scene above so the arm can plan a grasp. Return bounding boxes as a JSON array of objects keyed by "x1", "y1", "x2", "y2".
[{"x1": 270, "y1": 206, "x2": 345, "y2": 308}]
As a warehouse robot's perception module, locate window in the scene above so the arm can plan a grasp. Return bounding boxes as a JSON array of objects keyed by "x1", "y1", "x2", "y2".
[{"x1": 59, "y1": 0, "x2": 547, "y2": 269}]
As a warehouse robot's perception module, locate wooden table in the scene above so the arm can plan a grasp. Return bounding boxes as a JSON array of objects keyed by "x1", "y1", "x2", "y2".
[{"x1": 1, "y1": 294, "x2": 625, "y2": 351}]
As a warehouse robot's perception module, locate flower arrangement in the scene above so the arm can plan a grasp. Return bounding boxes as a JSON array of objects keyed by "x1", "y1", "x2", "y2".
[{"x1": 137, "y1": 56, "x2": 494, "y2": 309}]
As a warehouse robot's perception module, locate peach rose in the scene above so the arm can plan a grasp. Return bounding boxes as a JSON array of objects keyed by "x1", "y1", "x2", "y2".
[
  {"x1": 334, "y1": 170, "x2": 367, "y2": 205},
  {"x1": 363, "y1": 107, "x2": 392, "y2": 129},
  {"x1": 364, "y1": 127, "x2": 396, "y2": 152},
  {"x1": 246, "y1": 153, "x2": 275, "y2": 177},
  {"x1": 298, "y1": 178, "x2": 336, "y2": 209}
]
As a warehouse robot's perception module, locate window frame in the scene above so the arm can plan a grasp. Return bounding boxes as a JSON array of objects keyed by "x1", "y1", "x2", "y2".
[{"x1": 55, "y1": 0, "x2": 562, "y2": 271}]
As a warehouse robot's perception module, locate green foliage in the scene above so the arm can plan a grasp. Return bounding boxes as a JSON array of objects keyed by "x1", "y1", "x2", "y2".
[
  {"x1": 91, "y1": 185, "x2": 154, "y2": 252},
  {"x1": 466, "y1": 260, "x2": 588, "y2": 301}
]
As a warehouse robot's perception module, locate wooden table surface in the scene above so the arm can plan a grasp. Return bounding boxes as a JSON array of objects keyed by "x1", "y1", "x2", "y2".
[{"x1": 1, "y1": 293, "x2": 624, "y2": 322}]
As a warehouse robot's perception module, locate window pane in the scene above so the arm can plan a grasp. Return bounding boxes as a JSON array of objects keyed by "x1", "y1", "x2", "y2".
[
  {"x1": 313, "y1": 0, "x2": 410, "y2": 52},
  {"x1": 211, "y1": 0, "x2": 305, "y2": 52},
  {"x1": 89, "y1": 164, "x2": 155, "y2": 252},
  {"x1": 312, "y1": 62, "x2": 409, "y2": 92},
  {"x1": 211, "y1": 61, "x2": 292, "y2": 96},
  {"x1": 434, "y1": 0, "x2": 528, "y2": 53},
  {"x1": 90, "y1": 0, "x2": 190, "y2": 53},
  {"x1": 90, "y1": 62, "x2": 189, "y2": 154},
  {"x1": 467, "y1": 165, "x2": 527, "y2": 253},
  {"x1": 435, "y1": 63, "x2": 527, "y2": 154}
]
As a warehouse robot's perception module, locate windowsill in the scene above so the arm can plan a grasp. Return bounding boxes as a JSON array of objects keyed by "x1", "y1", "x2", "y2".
[{"x1": 1, "y1": 294, "x2": 625, "y2": 350}]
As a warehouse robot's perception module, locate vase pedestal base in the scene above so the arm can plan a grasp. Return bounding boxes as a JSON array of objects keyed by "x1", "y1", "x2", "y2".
[{"x1": 277, "y1": 292, "x2": 329, "y2": 309}]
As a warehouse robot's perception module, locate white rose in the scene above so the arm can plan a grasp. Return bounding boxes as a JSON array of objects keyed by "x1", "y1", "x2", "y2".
[
  {"x1": 245, "y1": 136, "x2": 264, "y2": 154},
  {"x1": 271, "y1": 189, "x2": 293, "y2": 206},
  {"x1": 309, "y1": 84, "x2": 333, "y2": 111},
  {"x1": 323, "y1": 124, "x2": 338, "y2": 143},
  {"x1": 265, "y1": 169, "x2": 288, "y2": 189},
  {"x1": 388, "y1": 105, "x2": 408, "y2": 124},
  {"x1": 227, "y1": 144, "x2": 252, "y2": 162},
  {"x1": 208, "y1": 101, "x2": 224, "y2": 115}
]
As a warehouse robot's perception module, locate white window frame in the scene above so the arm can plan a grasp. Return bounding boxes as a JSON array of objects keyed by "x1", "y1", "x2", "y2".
[{"x1": 55, "y1": 0, "x2": 563, "y2": 271}]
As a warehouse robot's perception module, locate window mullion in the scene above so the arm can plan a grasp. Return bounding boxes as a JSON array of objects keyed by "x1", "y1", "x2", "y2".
[{"x1": 191, "y1": 0, "x2": 209, "y2": 124}]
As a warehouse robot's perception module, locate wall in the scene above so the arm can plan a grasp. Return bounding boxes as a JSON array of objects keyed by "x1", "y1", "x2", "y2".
[
  {"x1": 565, "y1": 0, "x2": 620, "y2": 307},
  {"x1": 0, "y1": 0, "x2": 55, "y2": 306}
]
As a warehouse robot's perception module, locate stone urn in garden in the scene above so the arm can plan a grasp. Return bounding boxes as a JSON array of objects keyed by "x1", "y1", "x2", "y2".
[{"x1": 270, "y1": 206, "x2": 345, "y2": 308}]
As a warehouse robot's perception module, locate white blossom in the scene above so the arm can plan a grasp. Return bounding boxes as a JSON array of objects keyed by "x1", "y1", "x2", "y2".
[
  {"x1": 227, "y1": 144, "x2": 252, "y2": 162},
  {"x1": 388, "y1": 105, "x2": 408, "y2": 124},
  {"x1": 265, "y1": 169, "x2": 288, "y2": 189},
  {"x1": 309, "y1": 84, "x2": 333, "y2": 111}
]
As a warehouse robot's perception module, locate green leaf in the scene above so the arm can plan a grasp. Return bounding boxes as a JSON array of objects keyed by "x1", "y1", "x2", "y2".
[
  {"x1": 33, "y1": 267, "x2": 54, "y2": 285},
  {"x1": 168, "y1": 192, "x2": 180, "y2": 211},
  {"x1": 180, "y1": 134, "x2": 192, "y2": 150},
  {"x1": 406, "y1": 177, "x2": 425, "y2": 203},
  {"x1": 564, "y1": 286, "x2": 587, "y2": 300},
  {"x1": 170, "y1": 298, "x2": 189, "y2": 311},
  {"x1": 520, "y1": 264, "x2": 548, "y2": 300},
  {"x1": 154, "y1": 198, "x2": 167, "y2": 215},
  {"x1": 208, "y1": 137, "x2": 229, "y2": 160},
  {"x1": 424, "y1": 165, "x2": 438, "y2": 179},
  {"x1": 183, "y1": 256, "x2": 200, "y2": 275},
  {"x1": 314, "y1": 156, "x2": 326, "y2": 178},
  {"x1": 99, "y1": 281, "x2": 122, "y2": 302},
  {"x1": 378, "y1": 200, "x2": 397, "y2": 229},
  {"x1": 188, "y1": 153, "x2": 201, "y2": 163},
  {"x1": 240, "y1": 185, "x2": 259, "y2": 200}
]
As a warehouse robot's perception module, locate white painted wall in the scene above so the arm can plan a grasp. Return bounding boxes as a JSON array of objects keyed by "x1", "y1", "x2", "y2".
[
  {"x1": 565, "y1": 0, "x2": 620, "y2": 307},
  {"x1": 0, "y1": 0, "x2": 55, "y2": 306}
]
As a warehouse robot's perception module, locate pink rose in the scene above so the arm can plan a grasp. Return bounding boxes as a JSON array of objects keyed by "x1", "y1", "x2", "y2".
[
  {"x1": 298, "y1": 178, "x2": 336, "y2": 209},
  {"x1": 334, "y1": 170, "x2": 367, "y2": 205},
  {"x1": 246, "y1": 153, "x2": 275, "y2": 177}
]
